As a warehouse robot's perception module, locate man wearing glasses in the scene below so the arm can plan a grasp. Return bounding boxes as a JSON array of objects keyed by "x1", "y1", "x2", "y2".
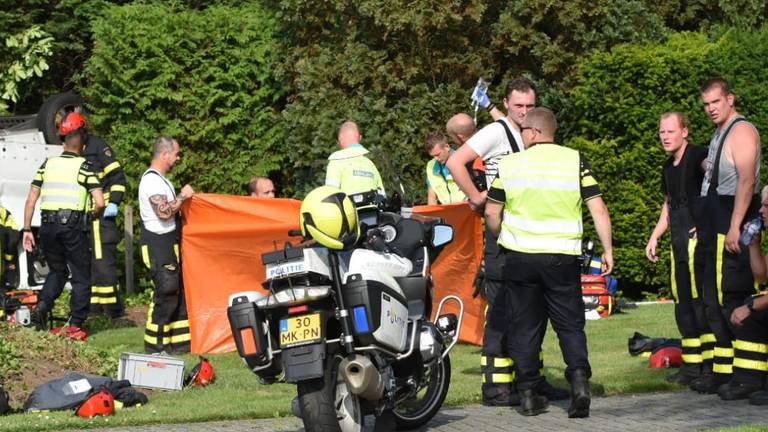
[{"x1": 485, "y1": 108, "x2": 613, "y2": 418}]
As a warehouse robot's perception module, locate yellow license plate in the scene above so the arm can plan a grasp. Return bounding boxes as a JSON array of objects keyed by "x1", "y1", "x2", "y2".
[{"x1": 279, "y1": 313, "x2": 321, "y2": 347}]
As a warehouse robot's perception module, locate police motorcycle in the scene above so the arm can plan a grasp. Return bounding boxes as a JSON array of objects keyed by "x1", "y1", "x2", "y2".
[{"x1": 227, "y1": 186, "x2": 464, "y2": 432}]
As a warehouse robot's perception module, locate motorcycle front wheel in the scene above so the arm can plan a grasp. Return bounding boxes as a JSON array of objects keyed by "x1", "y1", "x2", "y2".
[
  {"x1": 297, "y1": 354, "x2": 363, "y2": 432},
  {"x1": 392, "y1": 354, "x2": 451, "y2": 430}
]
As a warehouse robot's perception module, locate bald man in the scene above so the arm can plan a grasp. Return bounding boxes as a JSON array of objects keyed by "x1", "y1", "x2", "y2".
[
  {"x1": 325, "y1": 121, "x2": 385, "y2": 197},
  {"x1": 248, "y1": 176, "x2": 276, "y2": 198}
]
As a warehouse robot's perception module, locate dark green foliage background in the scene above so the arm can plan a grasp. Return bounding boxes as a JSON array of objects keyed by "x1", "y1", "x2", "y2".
[
  {"x1": 5, "y1": 1, "x2": 768, "y2": 294},
  {"x1": 80, "y1": 3, "x2": 286, "y2": 198},
  {"x1": 565, "y1": 29, "x2": 768, "y2": 288}
]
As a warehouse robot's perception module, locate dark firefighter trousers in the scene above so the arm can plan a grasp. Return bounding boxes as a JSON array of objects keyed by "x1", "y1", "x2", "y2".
[
  {"x1": 481, "y1": 231, "x2": 546, "y2": 398},
  {"x1": 695, "y1": 192, "x2": 762, "y2": 385},
  {"x1": 89, "y1": 217, "x2": 123, "y2": 316},
  {"x1": 669, "y1": 226, "x2": 710, "y2": 377},
  {"x1": 140, "y1": 227, "x2": 190, "y2": 354},
  {"x1": 503, "y1": 250, "x2": 590, "y2": 391},
  {"x1": 38, "y1": 220, "x2": 91, "y2": 327}
]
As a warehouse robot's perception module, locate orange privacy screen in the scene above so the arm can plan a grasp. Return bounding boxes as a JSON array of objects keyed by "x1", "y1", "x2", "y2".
[{"x1": 181, "y1": 195, "x2": 485, "y2": 353}]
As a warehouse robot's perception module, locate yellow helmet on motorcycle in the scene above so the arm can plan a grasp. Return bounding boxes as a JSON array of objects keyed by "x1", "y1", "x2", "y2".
[{"x1": 300, "y1": 186, "x2": 360, "y2": 250}]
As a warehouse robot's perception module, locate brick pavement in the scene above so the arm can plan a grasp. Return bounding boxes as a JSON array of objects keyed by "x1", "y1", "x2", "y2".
[{"x1": 84, "y1": 391, "x2": 768, "y2": 432}]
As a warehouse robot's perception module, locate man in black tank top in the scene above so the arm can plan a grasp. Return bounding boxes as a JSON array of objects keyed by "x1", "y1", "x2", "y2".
[
  {"x1": 645, "y1": 112, "x2": 711, "y2": 384},
  {"x1": 693, "y1": 78, "x2": 764, "y2": 399}
]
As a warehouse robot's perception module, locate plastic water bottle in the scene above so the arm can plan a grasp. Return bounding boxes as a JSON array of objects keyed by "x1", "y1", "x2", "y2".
[
  {"x1": 471, "y1": 77, "x2": 490, "y2": 124},
  {"x1": 739, "y1": 216, "x2": 763, "y2": 247}
]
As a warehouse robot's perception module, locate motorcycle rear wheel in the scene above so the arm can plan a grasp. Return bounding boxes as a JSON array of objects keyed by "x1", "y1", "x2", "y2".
[
  {"x1": 297, "y1": 354, "x2": 363, "y2": 432},
  {"x1": 392, "y1": 354, "x2": 451, "y2": 430}
]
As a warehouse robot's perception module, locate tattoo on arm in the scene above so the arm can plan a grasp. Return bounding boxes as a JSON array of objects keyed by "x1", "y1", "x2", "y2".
[{"x1": 149, "y1": 194, "x2": 185, "y2": 220}]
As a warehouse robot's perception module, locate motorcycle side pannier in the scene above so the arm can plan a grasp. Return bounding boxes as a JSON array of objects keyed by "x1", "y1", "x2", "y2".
[
  {"x1": 228, "y1": 296, "x2": 270, "y2": 369},
  {"x1": 343, "y1": 274, "x2": 409, "y2": 352}
]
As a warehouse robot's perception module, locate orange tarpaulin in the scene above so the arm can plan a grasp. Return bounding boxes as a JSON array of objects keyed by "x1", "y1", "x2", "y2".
[{"x1": 181, "y1": 194, "x2": 485, "y2": 354}]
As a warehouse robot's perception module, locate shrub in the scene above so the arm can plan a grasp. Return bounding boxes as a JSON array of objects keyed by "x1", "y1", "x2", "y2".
[
  {"x1": 565, "y1": 29, "x2": 768, "y2": 289},
  {"x1": 80, "y1": 2, "x2": 285, "y2": 201}
]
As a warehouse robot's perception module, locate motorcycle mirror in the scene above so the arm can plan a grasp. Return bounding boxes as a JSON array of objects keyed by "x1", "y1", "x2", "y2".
[
  {"x1": 385, "y1": 191, "x2": 402, "y2": 212},
  {"x1": 431, "y1": 224, "x2": 454, "y2": 248}
]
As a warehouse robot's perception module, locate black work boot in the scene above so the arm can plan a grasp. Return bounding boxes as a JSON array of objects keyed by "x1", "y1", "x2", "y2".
[
  {"x1": 718, "y1": 380, "x2": 764, "y2": 401},
  {"x1": 31, "y1": 302, "x2": 50, "y2": 331},
  {"x1": 690, "y1": 373, "x2": 726, "y2": 394},
  {"x1": 483, "y1": 391, "x2": 521, "y2": 406},
  {"x1": 749, "y1": 390, "x2": 768, "y2": 405},
  {"x1": 568, "y1": 369, "x2": 591, "y2": 418},
  {"x1": 518, "y1": 389, "x2": 548, "y2": 416},
  {"x1": 666, "y1": 370, "x2": 700, "y2": 385},
  {"x1": 537, "y1": 379, "x2": 570, "y2": 401}
]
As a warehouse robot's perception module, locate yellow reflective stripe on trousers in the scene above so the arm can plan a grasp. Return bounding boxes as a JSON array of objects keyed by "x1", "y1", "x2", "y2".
[
  {"x1": 733, "y1": 340, "x2": 768, "y2": 353},
  {"x1": 91, "y1": 285, "x2": 115, "y2": 294},
  {"x1": 682, "y1": 354, "x2": 703, "y2": 363},
  {"x1": 481, "y1": 356, "x2": 514, "y2": 367},
  {"x1": 688, "y1": 237, "x2": 698, "y2": 298},
  {"x1": 141, "y1": 245, "x2": 150, "y2": 268},
  {"x1": 701, "y1": 349, "x2": 714, "y2": 360},
  {"x1": 733, "y1": 358, "x2": 768, "y2": 371},
  {"x1": 716, "y1": 234, "x2": 725, "y2": 306},
  {"x1": 144, "y1": 333, "x2": 192, "y2": 345},
  {"x1": 713, "y1": 363, "x2": 733, "y2": 374},
  {"x1": 93, "y1": 220, "x2": 102, "y2": 259},
  {"x1": 701, "y1": 333, "x2": 717, "y2": 343},
  {"x1": 670, "y1": 248, "x2": 678, "y2": 303},
  {"x1": 146, "y1": 319, "x2": 190, "y2": 332},
  {"x1": 714, "y1": 347, "x2": 734, "y2": 357},
  {"x1": 91, "y1": 296, "x2": 117, "y2": 304},
  {"x1": 489, "y1": 373, "x2": 514, "y2": 383},
  {"x1": 682, "y1": 338, "x2": 702, "y2": 348}
]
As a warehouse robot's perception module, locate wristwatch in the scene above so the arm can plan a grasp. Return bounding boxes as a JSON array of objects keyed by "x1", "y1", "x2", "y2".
[
  {"x1": 746, "y1": 296, "x2": 757, "y2": 313},
  {"x1": 22, "y1": 228, "x2": 31, "y2": 233}
]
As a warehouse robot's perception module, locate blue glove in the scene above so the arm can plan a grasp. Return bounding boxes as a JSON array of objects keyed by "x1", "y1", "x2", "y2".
[
  {"x1": 471, "y1": 86, "x2": 492, "y2": 109},
  {"x1": 104, "y1": 202, "x2": 119, "y2": 218}
]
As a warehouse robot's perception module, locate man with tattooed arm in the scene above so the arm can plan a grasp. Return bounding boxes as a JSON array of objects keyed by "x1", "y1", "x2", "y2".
[{"x1": 137, "y1": 136, "x2": 194, "y2": 353}]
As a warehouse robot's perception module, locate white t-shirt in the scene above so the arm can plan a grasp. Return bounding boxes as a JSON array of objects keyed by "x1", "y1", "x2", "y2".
[
  {"x1": 138, "y1": 169, "x2": 177, "y2": 234},
  {"x1": 467, "y1": 117, "x2": 524, "y2": 187}
]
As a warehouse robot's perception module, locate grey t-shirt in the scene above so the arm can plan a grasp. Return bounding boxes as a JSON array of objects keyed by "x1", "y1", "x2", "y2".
[{"x1": 700, "y1": 115, "x2": 761, "y2": 196}]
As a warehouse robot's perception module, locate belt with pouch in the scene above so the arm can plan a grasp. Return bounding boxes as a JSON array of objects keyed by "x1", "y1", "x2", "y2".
[{"x1": 41, "y1": 209, "x2": 84, "y2": 225}]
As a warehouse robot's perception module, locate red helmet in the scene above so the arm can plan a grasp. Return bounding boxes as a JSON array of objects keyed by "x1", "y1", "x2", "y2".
[
  {"x1": 649, "y1": 346, "x2": 683, "y2": 368},
  {"x1": 186, "y1": 357, "x2": 215, "y2": 387},
  {"x1": 59, "y1": 112, "x2": 86, "y2": 137},
  {"x1": 76, "y1": 389, "x2": 115, "y2": 418}
]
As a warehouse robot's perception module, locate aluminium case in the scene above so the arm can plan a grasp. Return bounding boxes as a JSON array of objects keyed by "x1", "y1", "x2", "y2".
[{"x1": 117, "y1": 352, "x2": 185, "y2": 391}]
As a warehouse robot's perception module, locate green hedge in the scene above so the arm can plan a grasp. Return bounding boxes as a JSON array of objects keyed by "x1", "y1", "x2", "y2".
[
  {"x1": 80, "y1": 2, "x2": 285, "y2": 201},
  {"x1": 565, "y1": 29, "x2": 768, "y2": 289}
]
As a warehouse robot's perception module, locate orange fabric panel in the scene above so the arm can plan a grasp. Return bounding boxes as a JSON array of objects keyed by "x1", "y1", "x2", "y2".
[
  {"x1": 181, "y1": 195, "x2": 485, "y2": 353},
  {"x1": 181, "y1": 194, "x2": 301, "y2": 353},
  {"x1": 413, "y1": 203, "x2": 485, "y2": 346}
]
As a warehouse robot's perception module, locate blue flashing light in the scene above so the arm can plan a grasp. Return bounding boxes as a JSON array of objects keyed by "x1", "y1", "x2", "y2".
[{"x1": 353, "y1": 306, "x2": 370, "y2": 333}]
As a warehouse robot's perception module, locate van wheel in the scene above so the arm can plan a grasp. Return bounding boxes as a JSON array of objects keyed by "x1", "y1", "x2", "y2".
[{"x1": 36, "y1": 92, "x2": 85, "y2": 145}]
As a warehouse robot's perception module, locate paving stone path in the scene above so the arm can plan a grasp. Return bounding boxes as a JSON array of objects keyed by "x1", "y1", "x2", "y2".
[{"x1": 83, "y1": 391, "x2": 768, "y2": 432}]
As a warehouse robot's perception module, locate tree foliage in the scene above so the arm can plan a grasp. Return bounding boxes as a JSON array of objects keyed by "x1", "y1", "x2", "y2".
[
  {"x1": 81, "y1": 3, "x2": 285, "y2": 204},
  {"x1": 565, "y1": 28, "x2": 768, "y2": 288}
]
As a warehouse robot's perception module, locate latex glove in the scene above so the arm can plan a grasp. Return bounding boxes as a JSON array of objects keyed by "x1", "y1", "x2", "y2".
[
  {"x1": 104, "y1": 202, "x2": 119, "y2": 218},
  {"x1": 471, "y1": 86, "x2": 492, "y2": 109}
]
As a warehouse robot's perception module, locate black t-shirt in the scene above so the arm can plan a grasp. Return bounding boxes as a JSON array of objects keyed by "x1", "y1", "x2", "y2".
[{"x1": 661, "y1": 144, "x2": 707, "y2": 205}]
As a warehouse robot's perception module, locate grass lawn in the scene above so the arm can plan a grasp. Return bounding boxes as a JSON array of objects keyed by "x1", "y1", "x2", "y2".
[{"x1": 0, "y1": 303, "x2": 681, "y2": 431}]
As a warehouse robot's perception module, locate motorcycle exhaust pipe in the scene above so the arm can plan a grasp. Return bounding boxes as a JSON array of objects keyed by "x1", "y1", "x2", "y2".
[{"x1": 338, "y1": 355, "x2": 384, "y2": 400}]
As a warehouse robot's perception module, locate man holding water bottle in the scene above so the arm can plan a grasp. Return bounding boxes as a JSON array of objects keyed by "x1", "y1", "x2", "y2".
[
  {"x1": 446, "y1": 78, "x2": 569, "y2": 406},
  {"x1": 692, "y1": 77, "x2": 764, "y2": 400}
]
